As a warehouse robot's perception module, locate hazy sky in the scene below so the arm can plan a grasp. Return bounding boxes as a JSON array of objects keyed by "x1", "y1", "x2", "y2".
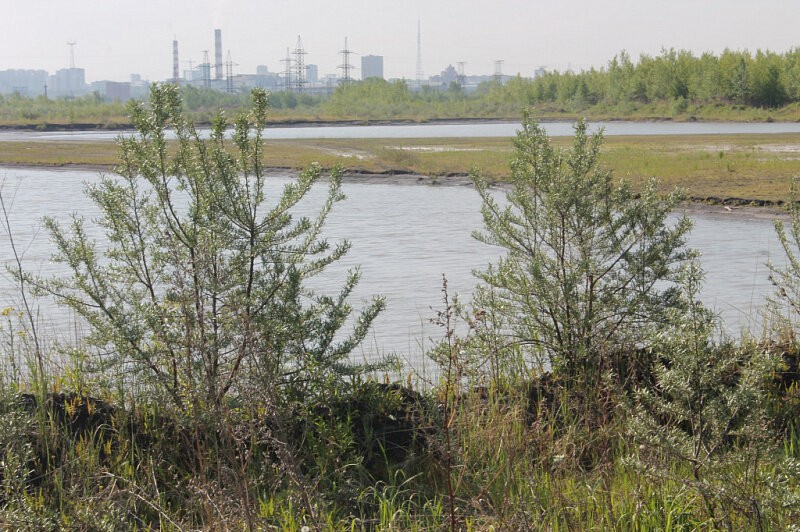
[{"x1": 3, "y1": 0, "x2": 800, "y2": 83}]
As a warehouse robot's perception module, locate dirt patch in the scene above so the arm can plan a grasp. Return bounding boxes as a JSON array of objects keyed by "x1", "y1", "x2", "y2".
[
  {"x1": 757, "y1": 144, "x2": 800, "y2": 153},
  {"x1": 389, "y1": 146, "x2": 489, "y2": 153},
  {"x1": 314, "y1": 147, "x2": 372, "y2": 160}
]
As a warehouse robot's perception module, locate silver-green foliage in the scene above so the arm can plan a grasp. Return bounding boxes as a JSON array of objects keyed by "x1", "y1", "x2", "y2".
[
  {"x1": 769, "y1": 177, "x2": 800, "y2": 337},
  {"x1": 472, "y1": 112, "x2": 692, "y2": 381},
  {"x1": 628, "y1": 262, "x2": 793, "y2": 526},
  {"x1": 34, "y1": 84, "x2": 384, "y2": 410}
]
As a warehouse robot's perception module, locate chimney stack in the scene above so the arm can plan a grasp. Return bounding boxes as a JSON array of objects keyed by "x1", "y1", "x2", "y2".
[
  {"x1": 214, "y1": 29, "x2": 223, "y2": 80},
  {"x1": 172, "y1": 39, "x2": 180, "y2": 82}
]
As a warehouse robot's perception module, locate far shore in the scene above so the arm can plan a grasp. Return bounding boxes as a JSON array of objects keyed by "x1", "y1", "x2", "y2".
[
  {"x1": 0, "y1": 113, "x2": 795, "y2": 133},
  {"x1": 0, "y1": 117, "x2": 523, "y2": 133}
]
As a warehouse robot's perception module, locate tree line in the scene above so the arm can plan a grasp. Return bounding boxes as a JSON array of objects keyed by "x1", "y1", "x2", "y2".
[
  {"x1": 1, "y1": 47, "x2": 800, "y2": 127},
  {"x1": 518, "y1": 47, "x2": 800, "y2": 109}
]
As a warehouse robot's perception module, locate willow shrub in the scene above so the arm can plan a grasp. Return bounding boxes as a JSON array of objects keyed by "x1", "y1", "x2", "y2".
[
  {"x1": 32, "y1": 84, "x2": 385, "y2": 415},
  {"x1": 627, "y1": 262, "x2": 798, "y2": 528},
  {"x1": 472, "y1": 112, "x2": 692, "y2": 390}
]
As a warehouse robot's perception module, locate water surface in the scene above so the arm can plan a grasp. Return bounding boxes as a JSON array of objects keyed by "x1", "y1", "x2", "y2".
[
  {"x1": 4, "y1": 120, "x2": 800, "y2": 142},
  {"x1": 0, "y1": 167, "x2": 788, "y2": 366}
]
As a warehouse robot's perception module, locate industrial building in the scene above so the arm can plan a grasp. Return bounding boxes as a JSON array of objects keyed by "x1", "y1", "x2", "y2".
[
  {"x1": 361, "y1": 55, "x2": 384, "y2": 80},
  {"x1": 3, "y1": 24, "x2": 526, "y2": 101},
  {"x1": 90, "y1": 80, "x2": 132, "y2": 102}
]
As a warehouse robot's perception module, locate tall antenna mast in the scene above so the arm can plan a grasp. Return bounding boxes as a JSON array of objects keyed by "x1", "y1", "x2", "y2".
[
  {"x1": 415, "y1": 19, "x2": 423, "y2": 87},
  {"x1": 293, "y1": 35, "x2": 307, "y2": 93},
  {"x1": 67, "y1": 41, "x2": 77, "y2": 68},
  {"x1": 338, "y1": 37, "x2": 354, "y2": 85}
]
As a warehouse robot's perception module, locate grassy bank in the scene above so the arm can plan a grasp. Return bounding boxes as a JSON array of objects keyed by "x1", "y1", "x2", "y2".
[
  {"x1": 1, "y1": 101, "x2": 799, "y2": 130},
  {"x1": 3, "y1": 132, "x2": 800, "y2": 203},
  {"x1": 2, "y1": 320, "x2": 800, "y2": 529}
]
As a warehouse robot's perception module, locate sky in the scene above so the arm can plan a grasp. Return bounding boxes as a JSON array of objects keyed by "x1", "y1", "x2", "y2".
[{"x1": 2, "y1": 0, "x2": 800, "y2": 83}]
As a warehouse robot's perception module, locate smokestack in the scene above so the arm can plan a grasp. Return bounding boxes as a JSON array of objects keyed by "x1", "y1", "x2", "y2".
[
  {"x1": 172, "y1": 39, "x2": 180, "y2": 82},
  {"x1": 214, "y1": 29, "x2": 223, "y2": 80}
]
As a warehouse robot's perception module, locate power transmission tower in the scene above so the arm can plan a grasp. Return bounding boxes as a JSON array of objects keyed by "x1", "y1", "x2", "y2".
[
  {"x1": 281, "y1": 47, "x2": 292, "y2": 92},
  {"x1": 456, "y1": 61, "x2": 466, "y2": 87},
  {"x1": 225, "y1": 51, "x2": 238, "y2": 93},
  {"x1": 293, "y1": 35, "x2": 307, "y2": 93},
  {"x1": 494, "y1": 60, "x2": 504, "y2": 83},
  {"x1": 67, "y1": 41, "x2": 77, "y2": 68},
  {"x1": 201, "y1": 50, "x2": 211, "y2": 88},
  {"x1": 338, "y1": 37, "x2": 354, "y2": 85}
]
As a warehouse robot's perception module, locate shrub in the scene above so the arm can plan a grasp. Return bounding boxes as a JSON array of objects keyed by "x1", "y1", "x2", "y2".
[
  {"x1": 472, "y1": 111, "x2": 692, "y2": 389},
  {"x1": 32, "y1": 84, "x2": 385, "y2": 416},
  {"x1": 627, "y1": 262, "x2": 792, "y2": 528}
]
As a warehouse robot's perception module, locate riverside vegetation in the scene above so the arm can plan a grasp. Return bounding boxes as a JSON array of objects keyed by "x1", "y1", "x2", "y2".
[
  {"x1": 4, "y1": 133, "x2": 800, "y2": 205},
  {"x1": 6, "y1": 47, "x2": 800, "y2": 128},
  {"x1": 2, "y1": 84, "x2": 800, "y2": 529}
]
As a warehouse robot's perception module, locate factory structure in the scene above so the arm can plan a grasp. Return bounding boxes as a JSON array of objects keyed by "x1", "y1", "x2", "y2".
[
  {"x1": 0, "y1": 27, "x2": 524, "y2": 100},
  {"x1": 170, "y1": 31, "x2": 376, "y2": 95}
]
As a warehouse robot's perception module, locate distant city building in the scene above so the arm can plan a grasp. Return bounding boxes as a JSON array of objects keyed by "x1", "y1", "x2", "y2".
[
  {"x1": 50, "y1": 68, "x2": 87, "y2": 98},
  {"x1": 430, "y1": 64, "x2": 458, "y2": 87},
  {"x1": 129, "y1": 74, "x2": 149, "y2": 98},
  {"x1": 533, "y1": 67, "x2": 547, "y2": 79},
  {"x1": 91, "y1": 80, "x2": 132, "y2": 102},
  {"x1": 323, "y1": 73, "x2": 338, "y2": 90},
  {"x1": 361, "y1": 55, "x2": 384, "y2": 80},
  {"x1": 305, "y1": 64, "x2": 318, "y2": 84},
  {"x1": 239, "y1": 72, "x2": 282, "y2": 91},
  {"x1": 0, "y1": 69, "x2": 48, "y2": 97}
]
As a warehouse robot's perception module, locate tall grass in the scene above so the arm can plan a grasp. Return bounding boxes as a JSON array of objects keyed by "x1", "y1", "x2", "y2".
[{"x1": 1, "y1": 316, "x2": 800, "y2": 527}]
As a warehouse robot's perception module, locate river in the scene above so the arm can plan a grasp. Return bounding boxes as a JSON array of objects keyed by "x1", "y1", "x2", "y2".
[
  {"x1": 0, "y1": 167, "x2": 788, "y2": 368},
  {"x1": 4, "y1": 120, "x2": 800, "y2": 142}
]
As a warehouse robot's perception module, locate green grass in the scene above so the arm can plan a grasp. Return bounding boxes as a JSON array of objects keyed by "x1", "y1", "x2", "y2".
[
  {"x1": 4, "y1": 133, "x2": 800, "y2": 203},
  {"x1": 2, "y1": 98, "x2": 800, "y2": 129},
  {"x1": 2, "y1": 285, "x2": 800, "y2": 528}
]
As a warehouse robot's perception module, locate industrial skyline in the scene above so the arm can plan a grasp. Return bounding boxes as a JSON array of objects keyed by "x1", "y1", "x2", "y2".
[
  {"x1": 2, "y1": 25, "x2": 512, "y2": 100},
  {"x1": 2, "y1": 0, "x2": 799, "y2": 84}
]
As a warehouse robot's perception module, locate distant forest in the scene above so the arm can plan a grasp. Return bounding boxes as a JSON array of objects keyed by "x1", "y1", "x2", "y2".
[{"x1": 2, "y1": 48, "x2": 800, "y2": 126}]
